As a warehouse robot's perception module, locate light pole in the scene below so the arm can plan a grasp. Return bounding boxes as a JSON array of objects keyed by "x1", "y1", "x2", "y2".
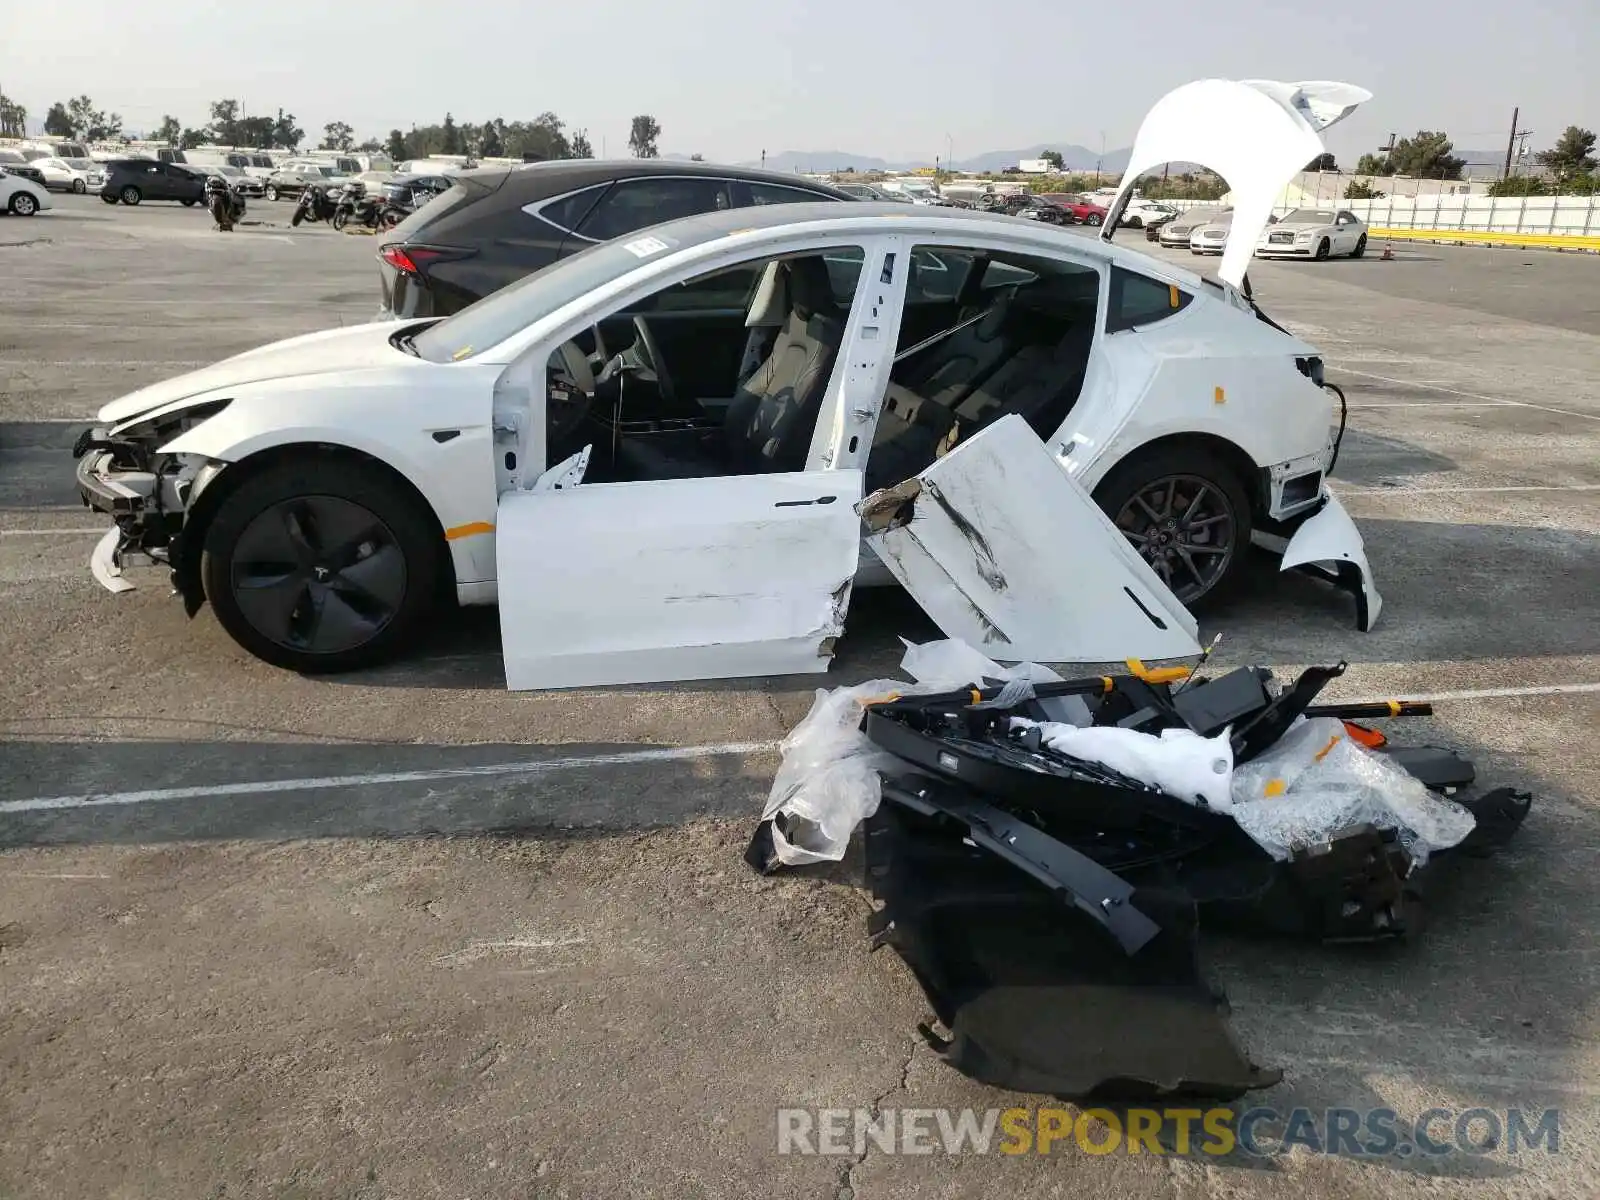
[
  {"x1": 1096, "y1": 130, "x2": 1105, "y2": 183},
  {"x1": 946, "y1": 133, "x2": 953, "y2": 173}
]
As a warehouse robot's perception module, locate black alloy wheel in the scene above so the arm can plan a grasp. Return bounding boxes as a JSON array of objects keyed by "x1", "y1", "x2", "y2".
[
  {"x1": 1314, "y1": 238, "x2": 1331, "y2": 261},
  {"x1": 120, "y1": 185, "x2": 141, "y2": 205},
  {"x1": 228, "y1": 496, "x2": 407, "y2": 656},
  {"x1": 202, "y1": 458, "x2": 444, "y2": 672},
  {"x1": 1112, "y1": 475, "x2": 1239, "y2": 602}
]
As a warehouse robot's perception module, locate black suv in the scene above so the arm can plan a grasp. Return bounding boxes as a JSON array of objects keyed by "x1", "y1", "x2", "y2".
[
  {"x1": 376, "y1": 159, "x2": 855, "y2": 317},
  {"x1": 99, "y1": 159, "x2": 208, "y2": 206}
]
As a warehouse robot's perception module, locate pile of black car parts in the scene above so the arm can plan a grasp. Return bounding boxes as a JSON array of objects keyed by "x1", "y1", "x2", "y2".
[{"x1": 745, "y1": 660, "x2": 1532, "y2": 1100}]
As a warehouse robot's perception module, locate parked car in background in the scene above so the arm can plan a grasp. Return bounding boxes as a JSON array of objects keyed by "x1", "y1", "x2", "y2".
[
  {"x1": 834, "y1": 182, "x2": 905, "y2": 201},
  {"x1": 1035, "y1": 193, "x2": 1108, "y2": 225},
  {"x1": 263, "y1": 161, "x2": 342, "y2": 202},
  {"x1": 377, "y1": 159, "x2": 854, "y2": 318},
  {"x1": 210, "y1": 165, "x2": 267, "y2": 199},
  {"x1": 100, "y1": 159, "x2": 207, "y2": 206},
  {"x1": 1015, "y1": 197, "x2": 1072, "y2": 225},
  {"x1": 0, "y1": 150, "x2": 48, "y2": 188},
  {"x1": 32, "y1": 156, "x2": 106, "y2": 193},
  {"x1": 1116, "y1": 198, "x2": 1180, "y2": 228},
  {"x1": 1256, "y1": 207, "x2": 1368, "y2": 260},
  {"x1": 1189, "y1": 211, "x2": 1233, "y2": 254},
  {"x1": 381, "y1": 173, "x2": 454, "y2": 209},
  {"x1": 1156, "y1": 206, "x2": 1228, "y2": 248},
  {"x1": 0, "y1": 169, "x2": 51, "y2": 216},
  {"x1": 1144, "y1": 211, "x2": 1177, "y2": 241}
]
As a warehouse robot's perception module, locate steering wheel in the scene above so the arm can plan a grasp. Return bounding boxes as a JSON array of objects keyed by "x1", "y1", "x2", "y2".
[{"x1": 631, "y1": 315, "x2": 677, "y2": 407}]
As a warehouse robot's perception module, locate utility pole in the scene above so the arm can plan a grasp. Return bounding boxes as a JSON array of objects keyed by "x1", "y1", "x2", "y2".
[
  {"x1": 1501, "y1": 108, "x2": 1532, "y2": 180},
  {"x1": 761, "y1": 148, "x2": 766, "y2": 169}
]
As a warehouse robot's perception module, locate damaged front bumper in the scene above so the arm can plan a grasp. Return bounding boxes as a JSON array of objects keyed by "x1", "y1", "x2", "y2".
[{"x1": 73, "y1": 426, "x2": 217, "y2": 608}]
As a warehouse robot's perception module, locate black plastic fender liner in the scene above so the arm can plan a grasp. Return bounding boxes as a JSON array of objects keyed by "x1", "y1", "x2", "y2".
[{"x1": 864, "y1": 797, "x2": 1281, "y2": 1100}]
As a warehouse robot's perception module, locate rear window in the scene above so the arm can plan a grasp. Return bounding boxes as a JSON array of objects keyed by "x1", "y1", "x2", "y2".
[
  {"x1": 1106, "y1": 267, "x2": 1192, "y2": 333},
  {"x1": 745, "y1": 182, "x2": 835, "y2": 206},
  {"x1": 386, "y1": 177, "x2": 485, "y2": 242},
  {"x1": 574, "y1": 177, "x2": 732, "y2": 241},
  {"x1": 535, "y1": 184, "x2": 609, "y2": 234}
]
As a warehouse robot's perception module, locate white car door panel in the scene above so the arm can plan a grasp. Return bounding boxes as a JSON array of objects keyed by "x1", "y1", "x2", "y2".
[
  {"x1": 861, "y1": 414, "x2": 1201, "y2": 663},
  {"x1": 496, "y1": 470, "x2": 864, "y2": 690}
]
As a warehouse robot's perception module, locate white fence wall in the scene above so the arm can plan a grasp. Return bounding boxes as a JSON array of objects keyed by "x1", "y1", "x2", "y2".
[{"x1": 1163, "y1": 192, "x2": 1600, "y2": 236}]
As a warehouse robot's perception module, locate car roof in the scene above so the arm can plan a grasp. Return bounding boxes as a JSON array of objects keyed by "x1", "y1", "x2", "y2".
[
  {"x1": 584, "y1": 199, "x2": 1212, "y2": 284},
  {"x1": 460, "y1": 157, "x2": 857, "y2": 201}
]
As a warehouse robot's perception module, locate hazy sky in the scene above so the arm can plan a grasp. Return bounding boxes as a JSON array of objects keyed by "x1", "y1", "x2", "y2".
[{"x1": 4, "y1": 0, "x2": 1595, "y2": 163}]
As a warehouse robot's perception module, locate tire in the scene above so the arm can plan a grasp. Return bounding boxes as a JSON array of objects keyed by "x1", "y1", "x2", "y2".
[
  {"x1": 72, "y1": 179, "x2": 86, "y2": 194},
  {"x1": 1351, "y1": 233, "x2": 1367, "y2": 259},
  {"x1": 290, "y1": 205, "x2": 305, "y2": 227},
  {"x1": 1092, "y1": 445, "x2": 1253, "y2": 609},
  {"x1": 120, "y1": 186, "x2": 141, "y2": 206},
  {"x1": 331, "y1": 209, "x2": 348, "y2": 232},
  {"x1": 265, "y1": 185, "x2": 279, "y2": 202},
  {"x1": 181, "y1": 198, "x2": 197, "y2": 207},
  {"x1": 101, "y1": 193, "x2": 118, "y2": 205},
  {"x1": 201, "y1": 458, "x2": 444, "y2": 673},
  {"x1": 1314, "y1": 237, "x2": 1330, "y2": 261},
  {"x1": 1126, "y1": 215, "x2": 1143, "y2": 228},
  {"x1": 9, "y1": 192, "x2": 38, "y2": 217},
  {"x1": 1085, "y1": 213, "x2": 1103, "y2": 226}
]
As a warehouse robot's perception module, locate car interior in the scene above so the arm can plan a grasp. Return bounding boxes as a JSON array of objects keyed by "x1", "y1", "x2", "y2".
[{"x1": 543, "y1": 245, "x2": 1102, "y2": 490}]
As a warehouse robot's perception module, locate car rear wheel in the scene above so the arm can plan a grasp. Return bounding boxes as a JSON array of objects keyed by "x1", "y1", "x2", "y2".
[
  {"x1": 1093, "y1": 446, "x2": 1253, "y2": 609},
  {"x1": 72, "y1": 179, "x2": 86, "y2": 194},
  {"x1": 9, "y1": 192, "x2": 38, "y2": 216},
  {"x1": 1126, "y1": 215, "x2": 1144, "y2": 228},
  {"x1": 100, "y1": 193, "x2": 118, "y2": 205},
  {"x1": 181, "y1": 198, "x2": 197, "y2": 207},
  {"x1": 1314, "y1": 237, "x2": 1331, "y2": 261},
  {"x1": 202, "y1": 458, "x2": 445, "y2": 672},
  {"x1": 120, "y1": 186, "x2": 141, "y2": 205},
  {"x1": 265, "y1": 185, "x2": 279, "y2": 202},
  {"x1": 1351, "y1": 233, "x2": 1367, "y2": 258},
  {"x1": 1084, "y1": 213, "x2": 1103, "y2": 226}
]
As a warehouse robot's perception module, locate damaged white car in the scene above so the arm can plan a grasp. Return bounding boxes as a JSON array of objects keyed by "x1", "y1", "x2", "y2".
[{"x1": 73, "y1": 78, "x2": 1382, "y2": 689}]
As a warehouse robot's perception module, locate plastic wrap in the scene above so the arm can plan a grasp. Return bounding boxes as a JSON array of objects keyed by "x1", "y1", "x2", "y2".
[
  {"x1": 761, "y1": 640, "x2": 1078, "y2": 866},
  {"x1": 1230, "y1": 718, "x2": 1476, "y2": 863}
]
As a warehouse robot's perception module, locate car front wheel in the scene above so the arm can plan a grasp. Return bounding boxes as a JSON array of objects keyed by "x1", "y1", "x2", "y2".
[
  {"x1": 1351, "y1": 233, "x2": 1367, "y2": 258},
  {"x1": 1093, "y1": 446, "x2": 1252, "y2": 609},
  {"x1": 266, "y1": 185, "x2": 279, "y2": 202},
  {"x1": 72, "y1": 179, "x2": 86, "y2": 194},
  {"x1": 120, "y1": 186, "x2": 141, "y2": 205},
  {"x1": 9, "y1": 192, "x2": 38, "y2": 216},
  {"x1": 202, "y1": 458, "x2": 445, "y2": 672},
  {"x1": 1084, "y1": 213, "x2": 1103, "y2": 226},
  {"x1": 1314, "y1": 237, "x2": 1331, "y2": 261}
]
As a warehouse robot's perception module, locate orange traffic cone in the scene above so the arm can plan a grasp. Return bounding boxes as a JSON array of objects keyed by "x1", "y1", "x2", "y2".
[{"x1": 1380, "y1": 242, "x2": 1395, "y2": 261}]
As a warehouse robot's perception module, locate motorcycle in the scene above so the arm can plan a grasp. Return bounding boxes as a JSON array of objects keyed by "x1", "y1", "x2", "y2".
[
  {"x1": 329, "y1": 180, "x2": 407, "y2": 233},
  {"x1": 204, "y1": 174, "x2": 247, "y2": 232},
  {"x1": 290, "y1": 183, "x2": 339, "y2": 227}
]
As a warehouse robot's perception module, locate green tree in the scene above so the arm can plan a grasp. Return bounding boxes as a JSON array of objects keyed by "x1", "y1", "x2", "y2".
[
  {"x1": 44, "y1": 102, "x2": 74, "y2": 137},
  {"x1": 355, "y1": 137, "x2": 382, "y2": 154},
  {"x1": 1344, "y1": 179, "x2": 1383, "y2": 199},
  {"x1": 504, "y1": 112, "x2": 569, "y2": 160},
  {"x1": 1306, "y1": 152, "x2": 1338, "y2": 171},
  {"x1": 0, "y1": 93, "x2": 24, "y2": 138},
  {"x1": 65, "y1": 95, "x2": 121, "y2": 141},
  {"x1": 1386, "y1": 131, "x2": 1464, "y2": 179},
  {"x1": 271, "y1": 109, "x2": 303, "y2": 151},
  {"x1": 180, "y1": 127, "x2": 209, "y2": 149},
  {"x1": 1354, "y1": 152, "x2": 1391, "y2": 175},
  {"x1": 479, "y1": 118, "x2": 505, "y2": 158},
  {"x1": 1040, "y1": 149, "x2": 1064, "y2": 170},
  {"x1": 151, "y1": 115, "x2": 182, "y2": 146},
  {"x1": 385, "y1": 129, "x2": 408, "y2": 160},
  {"x1": 1488, "y1": 175, "x2": 1548, "y2": 197},
  {"x1": 1538, "y1": 126, "x2": 1597, "y2": 183},
  {"x1": 321, "y1": 121, "x2": 354, "y2": 151},
  {"x1": 628, "y1": 114, "x2": 661, "y2": 158},
  {"x1": 441, "y1": 113, "x2": 462, "y2": 154},
  {"x1": 570, "y1": 128, "x2": 593, "y2": 158},
  {"x1": 208, "y1": 99, "x2": 243, "y2": 145}
]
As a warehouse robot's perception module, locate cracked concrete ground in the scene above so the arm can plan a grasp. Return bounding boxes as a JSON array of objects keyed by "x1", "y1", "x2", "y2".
[{"x1": 2, "y1": 197, "x2": 1598, "y2": 1197}]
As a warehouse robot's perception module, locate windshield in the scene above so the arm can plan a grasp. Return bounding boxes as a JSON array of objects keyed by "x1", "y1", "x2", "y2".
[
  {"x1": 411, "y1": 237, "x2": 669, "y2": 364},
  {"x1": 1174, "y1": 208, "x2": 1223, "y2": 226},
  {"x1": 0, "y1": 151, "x2": 23, "y2": 164},
  {"x1": 1283, "y1": 209, "x2": 1336, "y2": 224},
  {"x1": 63, "y1": 158, "x2": 92, "y2": 170}
]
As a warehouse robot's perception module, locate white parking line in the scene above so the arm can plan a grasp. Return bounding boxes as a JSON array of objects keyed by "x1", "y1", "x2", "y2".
[
  {"x1": 0, "y1": 360, "x2": 210, "y2": 368},
  {"x1": 0, "y1": 740, "x2": 781, "y2": 815},
  {"x1": 6, "y1": 678, "x2": 1600, "y2": 816},
  {"x1": 1346, "y1": 401, "x2": 1515, "y2": 409},
  {"x1": 0, "y1": 528, "x2": 107, "y2": 537},
  {"x1": 1338, "y1": 367, "x2": 1600, "y2": 422},
  {"x1": 1340, "y1": 484, "x2": 1600, "y2": 495}
]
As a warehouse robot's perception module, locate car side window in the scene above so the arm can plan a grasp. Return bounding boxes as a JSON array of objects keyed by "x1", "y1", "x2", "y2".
[
  {"x1": 907, "y1": 249, "x2": 976, "y2": 303},
  {"x1": 626, "y1": 263, "x2": 765, "y2": 314},
  {"x1": 1106, "y1": 267, "x2": 1191, "y2": 334},
  {"x1": 575, "y1": 178, "x2": 732, "y2": 242},
  {"x1": 742, "y1": 182, "x2": 836, "y2": 207},
  {"x1": 533, "y1": 184, "x2": 610, "y2": 234}
]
